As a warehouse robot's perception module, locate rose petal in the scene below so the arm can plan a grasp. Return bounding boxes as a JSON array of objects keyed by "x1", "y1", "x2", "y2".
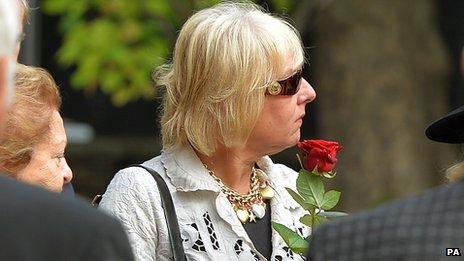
[{"x1": 298, "y1": 139, "x2": 342, "y2": 173}]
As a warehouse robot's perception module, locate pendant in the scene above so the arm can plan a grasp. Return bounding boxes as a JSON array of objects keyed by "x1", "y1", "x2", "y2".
[
  {"x1": 248, "y1": 212, "x2": 257, "y2": 222},
  {"x1": 236, "y1": 208, "x2": 250, "y2": 223},
  {"x1": 251, "y1": 203, "x2": 266, "y2": 219},
  {"x1": 260, "y1": 185, "x2": 275, "y2": 199}
]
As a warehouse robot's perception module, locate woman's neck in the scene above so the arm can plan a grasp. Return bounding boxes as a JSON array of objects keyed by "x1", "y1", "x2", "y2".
[{"x1": 196, "y1": 145, "x2": 260, "y2": 194}]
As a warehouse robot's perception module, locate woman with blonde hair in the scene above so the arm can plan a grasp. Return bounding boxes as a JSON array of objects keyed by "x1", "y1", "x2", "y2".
[
  {"x1": 100, "y1": 2, "x2": 316, "y2": 260},
  {"x1": 0, "y1": 64, "x2": 72, "y2": 192}
]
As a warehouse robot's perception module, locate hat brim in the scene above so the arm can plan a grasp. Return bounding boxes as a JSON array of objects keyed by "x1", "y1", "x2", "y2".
[{"x1": 425, "y1": 105, "x2": 464, "y2": 144}]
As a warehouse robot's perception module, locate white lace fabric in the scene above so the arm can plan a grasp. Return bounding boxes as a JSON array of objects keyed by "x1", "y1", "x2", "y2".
[{"x1": 99, "y1": 145, "x2": 310, "y2": 261}]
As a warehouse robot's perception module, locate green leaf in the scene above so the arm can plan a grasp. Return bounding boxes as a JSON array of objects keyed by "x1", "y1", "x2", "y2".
[
  {"x1": 272, "y1": 222, "x2": 308, "y2": 255},
  {"x1": 285, "y1": 188, "x2": 313, "y2": 211},
  {"x1": 299, "y1": 214, "x2": 312, "y2": 227},
  {"x1": 313, "y1": 215, "x2": 328, "y2": 227},
  {"x1": 304, "y1": 196, "x2": 318, "y2": 208},
  {"x1": 318, "y1": 211, "x2": 348, "y2": 218},
  {"x1": 297, "y1": 169, "x2": 325, "y2": 208},
  {"x1": 320, "y1": 190, "x2": 341, "y2": 210}
]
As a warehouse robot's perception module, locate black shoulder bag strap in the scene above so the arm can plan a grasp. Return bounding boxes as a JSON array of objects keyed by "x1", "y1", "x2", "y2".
[{"x1": 129, "y1": 164, "x2": 187, "y2": 261}]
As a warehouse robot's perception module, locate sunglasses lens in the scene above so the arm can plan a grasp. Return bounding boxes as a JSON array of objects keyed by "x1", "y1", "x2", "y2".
[{"x1": 279, "y1": 70, "x2": 302, "y2": 95}]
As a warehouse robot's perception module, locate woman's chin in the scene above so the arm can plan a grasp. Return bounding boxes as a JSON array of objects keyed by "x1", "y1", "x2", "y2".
[
  {"x1": 291, "y1": 129, "x2": 301, "y2": 144},
  {"x1": 267, "y1": 136, "x2": 301, "y2": 156}
]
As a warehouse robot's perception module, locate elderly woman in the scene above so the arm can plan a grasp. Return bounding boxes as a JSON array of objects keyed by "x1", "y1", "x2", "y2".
[
  {"x1": 100, "y1": 2, "x2": 315, "y2": 260},
  {"x1": 0, "y1": 64, "x2": 72, "y2": 192}
]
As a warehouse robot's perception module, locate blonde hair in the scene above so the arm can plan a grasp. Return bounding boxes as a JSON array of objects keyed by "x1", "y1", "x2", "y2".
[
  {"x1": 155, "y1": 2, "x2": 305, "y2": 156},
  {"x1": 0, "y1": 64, "x2": 61, "y2": 174},
  {"x1": 19, "y1": 0, "x2": 30, "y2": 25},
  {"x1": 446, "y1": 160, "x2": 464, "y2": 182}
]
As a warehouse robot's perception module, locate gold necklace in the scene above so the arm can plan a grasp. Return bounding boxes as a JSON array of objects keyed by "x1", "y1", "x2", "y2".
[{"x1": 204, "y1": 164, "x2": 275, "y2": 223}]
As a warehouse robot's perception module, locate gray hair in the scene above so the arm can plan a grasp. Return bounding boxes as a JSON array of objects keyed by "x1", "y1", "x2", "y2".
[
  {"x1": 0, "y1": 0, "x2": 19, "y2": 56},
  {"x1": 0, "y1": 0, "x2": 20, "y2": 107}
]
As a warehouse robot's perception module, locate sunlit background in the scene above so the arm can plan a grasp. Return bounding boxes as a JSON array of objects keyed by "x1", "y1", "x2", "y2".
[{"x1": 20, "y1": 0, "x2": 464, "y2": 212}]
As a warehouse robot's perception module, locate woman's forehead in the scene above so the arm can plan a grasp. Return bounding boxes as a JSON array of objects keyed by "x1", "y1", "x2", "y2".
[{"x1": 280, "y1": 60, "x2": 304, "y2": 77}]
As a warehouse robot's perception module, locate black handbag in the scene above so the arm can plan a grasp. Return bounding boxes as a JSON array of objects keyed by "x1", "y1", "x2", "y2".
[{"x1": 93, "y1": 164, "x2": 187, "y2": 261}]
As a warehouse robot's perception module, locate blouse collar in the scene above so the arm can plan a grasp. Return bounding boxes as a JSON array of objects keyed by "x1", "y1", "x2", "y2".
[
  {"x1": 161, "y1": 145, "x2": 298, "y2": 209},
  {"x1": 161, "y1": 145, "x2": 220, "y2": 192}
]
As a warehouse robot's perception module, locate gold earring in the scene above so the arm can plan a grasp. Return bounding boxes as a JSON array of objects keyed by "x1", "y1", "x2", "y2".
[{"x1": 267, "y1": 82, "x2": 281, "y2": 95}]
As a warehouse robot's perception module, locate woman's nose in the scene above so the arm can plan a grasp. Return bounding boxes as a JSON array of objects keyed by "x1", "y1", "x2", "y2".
[
  {"x1": 63, "y1": 159, "x2": 73, "y2": 184},
  {"x1": 298, "y1": 78, "x2": 316, "y2": 104}
]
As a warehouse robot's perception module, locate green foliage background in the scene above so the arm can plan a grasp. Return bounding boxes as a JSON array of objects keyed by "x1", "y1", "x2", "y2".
[{"x1": 42, "y1": 0, "x2": 294, "y2": 106}]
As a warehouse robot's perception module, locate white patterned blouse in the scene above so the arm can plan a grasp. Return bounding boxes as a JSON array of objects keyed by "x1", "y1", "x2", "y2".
[{"x1": 99, "y1": 145, "x2": 310, "y2": 261}]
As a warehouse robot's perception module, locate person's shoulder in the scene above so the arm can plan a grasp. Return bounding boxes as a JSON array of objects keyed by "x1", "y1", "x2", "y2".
[
  {"x1": 108, "y1": 155, "x2": 164, "y2": 191},
  {"x1": 0, "y1": 175, "x2": 82, "y2": 214},
  {"x1": 0, "y1": 176, "x2": 133, "y2": 260},
  {"x1": 308, "y1": 180, "x2": 464, "y2": 260},
  {"x1": 99, "y1": 155, "x2": 164, "y2": 214},
  {"x1": 0, "y1": 174, "x2": 53, "y2": 196},
  {"x1": 363, "y1": 180, "x2": 464, "y2": 220},
  {"x1": 0, "y1": 176, "x2": 120, "y2": 227},
  {"x1": 323, "y1": 180, "x2": 464, "y2": 224}
]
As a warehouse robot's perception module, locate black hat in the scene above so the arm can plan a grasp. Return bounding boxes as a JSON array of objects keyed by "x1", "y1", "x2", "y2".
[{"x1": 425, "y1": 105, "x2": 464, "y2": 143}]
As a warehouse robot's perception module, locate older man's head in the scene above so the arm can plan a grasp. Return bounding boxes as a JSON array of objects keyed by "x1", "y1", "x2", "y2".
[{"x1": 0, "y1": 0, "x2": 20, "y2": 123}]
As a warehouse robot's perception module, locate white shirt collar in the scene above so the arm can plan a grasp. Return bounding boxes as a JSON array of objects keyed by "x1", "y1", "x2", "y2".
[
  {"x1": 161, "y1": 145, "x2": 299, "y2": 208},
  {"x1": 161, "y1": 145, "x2": 220, "y2": 192}
]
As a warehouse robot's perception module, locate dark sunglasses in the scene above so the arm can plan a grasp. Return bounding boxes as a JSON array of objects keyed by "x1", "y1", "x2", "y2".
[{"x1": 266, "y1": 69, "x2": 303, "y2": 96}]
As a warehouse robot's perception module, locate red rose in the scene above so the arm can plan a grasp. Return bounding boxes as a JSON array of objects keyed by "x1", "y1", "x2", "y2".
[{"x1": 297, "y1": 139, "x2": 342, "y2": 173}]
